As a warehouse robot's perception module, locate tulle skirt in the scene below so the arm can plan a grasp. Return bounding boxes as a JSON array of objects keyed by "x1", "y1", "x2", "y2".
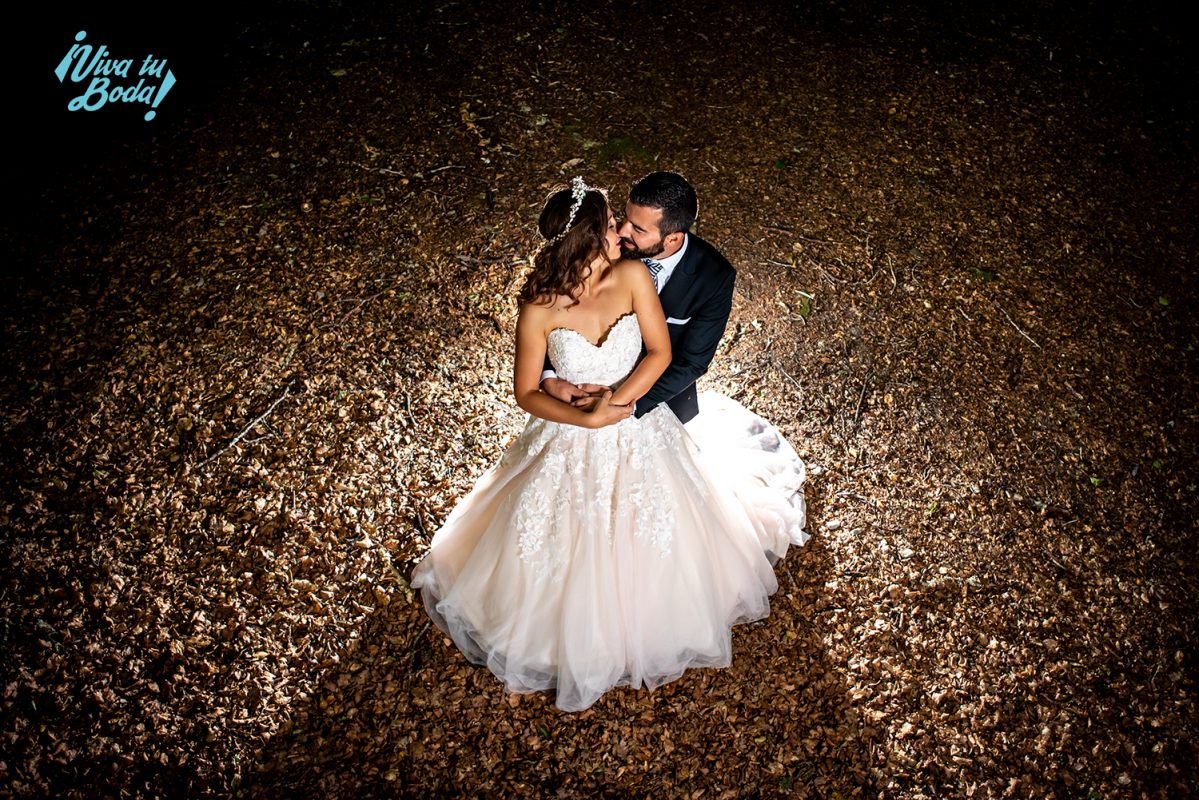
[{"x1": 410, "y1": 393, "x2": 806, "y2": 711}]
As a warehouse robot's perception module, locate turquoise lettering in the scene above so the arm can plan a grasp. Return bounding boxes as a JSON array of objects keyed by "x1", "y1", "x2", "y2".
[{"x1": 68, "y1": 77, "x2": 110, "y2": 111}]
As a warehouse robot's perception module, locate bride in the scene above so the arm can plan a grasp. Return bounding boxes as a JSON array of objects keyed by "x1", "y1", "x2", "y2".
[{"x1": 411, "y1": 176, "x2": 807, "y2": 711}]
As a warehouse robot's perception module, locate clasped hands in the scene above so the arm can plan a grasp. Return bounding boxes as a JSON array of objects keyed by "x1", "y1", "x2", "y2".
[{"x1": 542, "y1": 377, "x2": 632, "y2": 428}]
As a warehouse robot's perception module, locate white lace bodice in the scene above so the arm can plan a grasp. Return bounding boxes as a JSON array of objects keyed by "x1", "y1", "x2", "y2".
[
  {"x1": 546, "y1": 312, "x2": 641, "y2": 388},
  {"x1": 489, "y1": 311, "x2": 692, "y2": 581}
]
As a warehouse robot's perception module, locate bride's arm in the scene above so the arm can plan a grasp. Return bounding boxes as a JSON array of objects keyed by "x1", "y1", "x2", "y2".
[
  {"x1": 609, "y1": 264, "x2": 672, "y2": 407},
  {"x1": 513, "y1": 303, "x2": 630, "y2": 428}
]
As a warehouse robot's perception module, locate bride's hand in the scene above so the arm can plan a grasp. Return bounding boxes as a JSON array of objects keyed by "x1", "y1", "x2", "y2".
[
  {"x1": 586, "y1": 390, "x2": 633, "y2": 429},
  {"x1": 570, "y1": 383, "x2": 612, "y2": 408}
]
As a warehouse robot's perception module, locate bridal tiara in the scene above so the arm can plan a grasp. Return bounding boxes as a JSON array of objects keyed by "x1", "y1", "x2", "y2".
[{"x1": 543, "y1": 176, "x2": 593, "y2": 245}]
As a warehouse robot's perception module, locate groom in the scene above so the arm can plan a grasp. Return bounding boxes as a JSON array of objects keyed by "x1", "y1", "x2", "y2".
[{"x1": 542, "y1": 171, "x2": 735, "y2": 424}]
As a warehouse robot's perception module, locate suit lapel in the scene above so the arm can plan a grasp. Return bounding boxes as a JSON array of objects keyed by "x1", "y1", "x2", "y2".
[{"x1": 658, "y1": 235, "x2": 701, "y2": 314}]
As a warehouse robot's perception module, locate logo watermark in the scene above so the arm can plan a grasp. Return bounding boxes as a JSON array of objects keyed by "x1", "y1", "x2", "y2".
[{"x1": 54, "y1": 31, "x2": 176, "y2": 121}]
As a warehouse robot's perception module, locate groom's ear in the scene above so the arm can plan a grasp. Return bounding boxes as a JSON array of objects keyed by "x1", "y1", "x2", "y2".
[{"x1": 665, "y1": 231, "x2": 685, "y2": 249}]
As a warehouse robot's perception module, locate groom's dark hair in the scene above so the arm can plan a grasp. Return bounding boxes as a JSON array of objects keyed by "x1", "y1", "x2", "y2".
[{"x1": 629, "y1": 171, "x2": 698, "y2": 236}]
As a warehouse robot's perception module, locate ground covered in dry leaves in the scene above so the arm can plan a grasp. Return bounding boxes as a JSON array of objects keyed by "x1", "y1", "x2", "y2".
[{"x1": 3, "y1": 1, "x2": 1197, "y2": 797}]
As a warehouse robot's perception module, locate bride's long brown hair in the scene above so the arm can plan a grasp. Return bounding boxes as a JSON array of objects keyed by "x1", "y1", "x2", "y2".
[{"x1": 519, "y1": 185, "x2": 611, "y2": 307}]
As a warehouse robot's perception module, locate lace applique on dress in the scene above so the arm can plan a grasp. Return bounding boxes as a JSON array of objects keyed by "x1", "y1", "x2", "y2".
[
  {"x1": 546, "y1": 313, "x2": 642, "y2": 388},
  {"x1": 515, "y1": 312, "x2": 660, "y2": 578},
  {"x1": 621, "y1": 419, "x2": 676, "y2": 555}
]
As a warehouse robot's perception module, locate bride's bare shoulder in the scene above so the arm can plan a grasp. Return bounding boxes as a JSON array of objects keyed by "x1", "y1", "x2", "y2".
[
  {"x1": 517, "y1": 299, "x2": 554, "y2": 328},
  {"x1": 609, "y1": 258, "x2": 650, "y2": 284},
  {"x1": 610, "y1": 257, "x2": 644, "y2": 272}
]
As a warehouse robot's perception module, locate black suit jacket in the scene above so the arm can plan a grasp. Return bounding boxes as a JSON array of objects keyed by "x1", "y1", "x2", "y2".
[{"x1": 635, "y1": 234, "x2": 735, "y2": 423}]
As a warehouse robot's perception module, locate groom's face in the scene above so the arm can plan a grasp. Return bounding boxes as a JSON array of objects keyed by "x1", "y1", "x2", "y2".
[{"x1": 619, "y1": 203, "x2": 675, "y2": 260}]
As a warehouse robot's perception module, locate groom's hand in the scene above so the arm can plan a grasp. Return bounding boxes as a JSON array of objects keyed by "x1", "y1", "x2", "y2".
[{"x1": 541, "y1": 377, "x2": 589, "y2": 404}]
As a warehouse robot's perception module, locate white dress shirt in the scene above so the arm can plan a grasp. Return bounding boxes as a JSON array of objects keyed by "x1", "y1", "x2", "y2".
[{"x1": 645, "y1": 233, "x2": 688, "y2": 292}]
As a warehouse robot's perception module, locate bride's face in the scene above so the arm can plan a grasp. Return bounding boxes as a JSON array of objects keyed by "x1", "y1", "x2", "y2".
[{"x1": 603, "y1": 210, "x2": 622, "y2": 261}]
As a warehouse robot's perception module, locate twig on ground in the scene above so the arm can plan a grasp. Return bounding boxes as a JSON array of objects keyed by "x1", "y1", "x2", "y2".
[
  {"x1": 770, "y1": 359, "x2": 805, "y2": 406},
  {"x1": 280, "y1": 343, "x2": 298, "y2": 371},
  {"x1": 855, "y1": 231, "x2": 874, "y2": 262},
  {"x1": 351, "y1": 161, "x2": 408, "y2": 177},
  {"x1": 404, "y1": 391, "x2": 417, "y2": 428},
  {"x1": 853, "y1": 373, "x2": 871, "y2": 426},
  {"x1": 816, "y1": 265, "x2": 845, "y2": 286},
  {"x1": 199, "y1": 383, "x2": 294, "y2": 469},
  {"x1": 376, "y1": 542, "x2": 415, "y2": 602},
  {"x1": 992, "y1": 302, "x2": 1042, "y2": 349},
  {"x1": 1044, "y1": 548, "x2": 1068, "y2": 573},
  {"x1": 241, "y1": 433, "x2": 276, "y2": 445},
  {"x1": 414, "y1": 503, "x2": 431, "y2": 543}
]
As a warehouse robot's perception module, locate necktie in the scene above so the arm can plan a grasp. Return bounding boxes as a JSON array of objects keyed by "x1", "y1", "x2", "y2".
[{"x1": 643, "y1": 258, "x2": 664, "y2": 288}]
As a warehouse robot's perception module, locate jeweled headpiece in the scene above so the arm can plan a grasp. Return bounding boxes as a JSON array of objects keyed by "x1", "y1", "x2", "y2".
[{"x1": 543, "y1": 176, "x2": 592, "y2": 245}]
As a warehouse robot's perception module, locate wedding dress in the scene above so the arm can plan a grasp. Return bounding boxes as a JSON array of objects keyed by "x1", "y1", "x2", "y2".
[{"x1": 411, "y1": 312, "x2": 807, "y2": 711}]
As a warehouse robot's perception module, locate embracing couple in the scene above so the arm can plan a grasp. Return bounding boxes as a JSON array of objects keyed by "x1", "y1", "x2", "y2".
[
  {"x1": 412, "y1": 171, "x2": 807, "y2": 712},
  {"x1": 536, "y1": 171, "x2": 734, "y2": 427}
]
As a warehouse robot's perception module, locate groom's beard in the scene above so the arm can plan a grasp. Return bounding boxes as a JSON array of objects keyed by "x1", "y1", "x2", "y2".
[{"x1": 619, "y1": 237, "x2": 666, "y2": 260}]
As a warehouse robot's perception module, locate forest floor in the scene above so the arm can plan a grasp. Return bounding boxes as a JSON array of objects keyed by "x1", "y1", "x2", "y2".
[{"x1": 3, "y1": 1, "x2": 1197, "y2": 798}]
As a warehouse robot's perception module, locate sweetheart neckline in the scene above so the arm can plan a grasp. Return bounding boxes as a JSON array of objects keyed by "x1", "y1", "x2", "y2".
[{"x1": 548, "y1": 311, "x2": 638, "y2": 348}]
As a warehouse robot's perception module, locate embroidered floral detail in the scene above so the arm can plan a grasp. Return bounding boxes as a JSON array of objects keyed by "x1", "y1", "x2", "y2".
[
  {"x1": 626, "y1": 412, "x2": 679, "y2": 555},
  {"x1": 514, "y1": 433, "x2": 568, "y2": 580},
  {"x1": 509, "y1": 312, "x2": 686, "y2": 571}
]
